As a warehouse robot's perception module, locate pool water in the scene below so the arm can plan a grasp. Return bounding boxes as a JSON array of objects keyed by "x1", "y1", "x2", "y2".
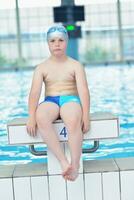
[{"x1": 0, "y1": 64, "x2": 134, "y2": 165}]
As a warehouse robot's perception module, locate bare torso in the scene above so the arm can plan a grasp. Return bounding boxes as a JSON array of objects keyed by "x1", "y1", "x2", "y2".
[{"x1": 40, "y1": 57, "x2": 79, "y2": 96}]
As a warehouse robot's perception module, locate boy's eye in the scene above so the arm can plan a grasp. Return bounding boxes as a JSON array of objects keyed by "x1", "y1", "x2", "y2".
[
  {"x1": 49, "y1": 38, "x2": 64, "y2": 43},
  {"x1": 50, "y1": 39, "x2": 55, "y2": 42}
]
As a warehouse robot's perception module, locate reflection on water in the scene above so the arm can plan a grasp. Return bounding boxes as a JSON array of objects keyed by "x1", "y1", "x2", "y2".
[{"x1": 0, "y1": 64, "x2": 134, "y2": 165}]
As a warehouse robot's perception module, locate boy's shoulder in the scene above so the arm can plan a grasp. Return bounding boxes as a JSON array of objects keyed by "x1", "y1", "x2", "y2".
[
  {"x1": 35, "y1": 59, "x2": 49, "y2": 71},
  {"x1": 68, "y1": 57, "x2": 83, "y2": 69}
]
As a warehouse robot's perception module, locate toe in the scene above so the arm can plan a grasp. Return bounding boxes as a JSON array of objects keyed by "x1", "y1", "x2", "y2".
[{"x1": 62, "y1": 165, "x2": 72, "y2": 176}]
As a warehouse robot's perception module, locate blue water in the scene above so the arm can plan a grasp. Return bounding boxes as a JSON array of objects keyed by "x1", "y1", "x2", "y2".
[{"x1": 0, "y1": 64, "x2": 134, "y2": 165}]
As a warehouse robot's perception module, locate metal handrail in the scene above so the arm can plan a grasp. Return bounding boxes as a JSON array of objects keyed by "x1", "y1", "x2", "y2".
[
  {"x1": 29, "y1": 145, "x2": 47, "y2": 156},
  {"x1": 29, "y1": 140, "x2": 99, "y2": 156},
  {"x1": 82, "y1": 141, "x2": 99, "y2": 153}
]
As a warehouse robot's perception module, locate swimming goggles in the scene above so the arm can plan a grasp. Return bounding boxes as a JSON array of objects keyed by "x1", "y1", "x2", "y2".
[
  {"x1": 47, "y1": 26, "x2": 68, "y2": 35},
  {"x1": 47, "y1": 25, "x2": 68, "y2": 41}
]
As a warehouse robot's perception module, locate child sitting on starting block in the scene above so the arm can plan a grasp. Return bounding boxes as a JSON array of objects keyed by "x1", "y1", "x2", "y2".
[{"x1": 26, "y1": 25, "x2": 90, "y2": 181}]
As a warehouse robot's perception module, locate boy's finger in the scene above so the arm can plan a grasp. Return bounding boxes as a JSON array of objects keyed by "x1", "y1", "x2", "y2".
[
  {"x1": 31, "y1": 126, "x2": 37, "y2": 137},
  {"x1": 29, "y1": 128, "x2": 32, "y2": 135},
  {"x1": 33, "y1": 127, "x2": 37, "y2": 137},
  {"x1": 83, "y1": 127, "x2": 89, "y2": 134},
  {"x1": 28, "y1": 127, "x2": 34, "y2": 136},
  {"x1": 26, "y1": 126, "x2": 31, "y2": 135}
]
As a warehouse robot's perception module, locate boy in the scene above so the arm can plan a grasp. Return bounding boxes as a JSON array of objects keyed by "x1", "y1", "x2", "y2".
[{"x1": 27, "y1": 25, "x2": 90, "y2": 181}]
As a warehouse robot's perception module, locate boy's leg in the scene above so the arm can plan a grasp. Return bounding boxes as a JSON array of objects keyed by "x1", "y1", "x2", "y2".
[
  {"x1": 36, "y1": 102, "x2": 71, "y2": 175},
  {"x1": 60, "y1": 102, "x2": 83, "y2": 181}
]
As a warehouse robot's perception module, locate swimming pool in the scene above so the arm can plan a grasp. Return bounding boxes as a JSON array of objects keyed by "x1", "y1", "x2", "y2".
[{"x1": 0, "y1": 64, "x2": 134, "y2": 165}]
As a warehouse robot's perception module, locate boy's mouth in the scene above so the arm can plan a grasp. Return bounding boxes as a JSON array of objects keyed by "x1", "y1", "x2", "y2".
[{"x1": 54, "y1": 49, "x2": 61, "y2": 51}]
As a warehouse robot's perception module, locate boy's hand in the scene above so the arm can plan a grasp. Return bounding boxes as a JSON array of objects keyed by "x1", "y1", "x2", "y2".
[
  {"x1": 26, "y1": 117, "x2": 37, "y2": 137},
  {"x1": 82, "y1": 115, "x2": 90, "y2": 134}
]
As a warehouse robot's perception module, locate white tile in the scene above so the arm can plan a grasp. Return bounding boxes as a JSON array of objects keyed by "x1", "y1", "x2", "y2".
[
  {"x1": 120, "y1": 170, "x2": 134, "y2": 200},
  {"x1": 84, "y1": 159, "x2": 118, "y2": 173},
  {"x1": 0, "y1": 178, "x2": 14, "y2": 200},
  {"x1": 85, "y1": 173, "x2": 102, "y2": 200},
  {"x1": 102, "y1": 172, "x2": 120, "y2": 200},
  {"x1": 31, "y1": 176, "x2": 49, "y2": 200},
  {"x1": 67, "y1": 174, "x2": 84, "y2": 200},
  {"x1": 47, "y1": 143, "x2": 65, "y2": 175},
  {"x1": 115, "y1": 157, "x2": 134, "y2": 170},
  {"x1": 13, "y1": 177, "x2": 31, "y2": 200},
  {"x1": 49, "y1": 175, "x2": 67, "y2": 200}
]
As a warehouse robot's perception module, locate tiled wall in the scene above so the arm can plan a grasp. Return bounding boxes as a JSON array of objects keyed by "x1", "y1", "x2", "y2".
[{"x1": 0, "y1": 158, "x2": 134, "y2": 200}]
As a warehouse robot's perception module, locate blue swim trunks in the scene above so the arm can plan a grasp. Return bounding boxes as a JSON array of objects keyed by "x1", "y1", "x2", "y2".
[{"x1": 43, "y1": 95, "x2": 81, "y2": 107}]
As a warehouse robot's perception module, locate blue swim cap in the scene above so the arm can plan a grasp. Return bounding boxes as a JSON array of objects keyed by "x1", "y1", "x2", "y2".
[{"x1": 47, "y1": 25, "x2": 68, "y2": 42}]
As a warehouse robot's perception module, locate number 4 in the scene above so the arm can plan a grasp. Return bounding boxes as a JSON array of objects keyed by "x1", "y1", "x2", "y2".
[{"x1": 60, "y1": 127, "x2": 67, "y2": 138}]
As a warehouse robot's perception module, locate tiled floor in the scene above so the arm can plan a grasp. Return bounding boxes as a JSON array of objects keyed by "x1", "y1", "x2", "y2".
[{"x1": 0, "y1": 157, "x2": 134, "y2": 200}]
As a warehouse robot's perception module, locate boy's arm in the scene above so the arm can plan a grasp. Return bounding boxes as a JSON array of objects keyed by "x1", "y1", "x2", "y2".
[
  {"x1": 75, "y1": 63, "x2": 90, "y2": 133},
  {"x1": 75, "y1": 63, "x2": 90, "y2": 115},
  {"x1": 28, "y1": 65, "x2": 43, "y2": 118},
  {"x1": 27, "y1": 65, "x2": 43, "y2": 136}
]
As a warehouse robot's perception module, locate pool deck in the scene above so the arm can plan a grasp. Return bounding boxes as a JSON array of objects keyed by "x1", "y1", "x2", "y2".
[{"x1": 0, "y1": 157, "x2": 134, "y2": 200}]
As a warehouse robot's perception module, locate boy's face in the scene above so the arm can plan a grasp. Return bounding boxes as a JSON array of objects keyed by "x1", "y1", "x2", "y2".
[{"x1": 48, "y1": 37, "x2": 67, "y2": 56}]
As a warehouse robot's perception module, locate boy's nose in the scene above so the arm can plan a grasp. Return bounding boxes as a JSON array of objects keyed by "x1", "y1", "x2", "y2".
[{"x1": 55, "y1": 41, "x2": 60, "y2": 46}]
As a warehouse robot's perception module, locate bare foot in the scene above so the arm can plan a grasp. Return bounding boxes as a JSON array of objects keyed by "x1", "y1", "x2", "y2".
[
  {"x1": 64, "y1": 165, "x2": 79, "y2": 181},
  {"x1": 60, "y1": 160, "x2": 72, "y2": 177}
]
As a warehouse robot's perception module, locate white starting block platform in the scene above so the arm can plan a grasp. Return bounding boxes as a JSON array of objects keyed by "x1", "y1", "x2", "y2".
[
  {"x1": 5, "y1": 112, "x2": 122, "y2": 200},
  {"x1": 7, "y1": 112, "x2": 119, "y2": 175},
  {"x1": 7, "y1": 112, "x2": 119, "y2": 145}
]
